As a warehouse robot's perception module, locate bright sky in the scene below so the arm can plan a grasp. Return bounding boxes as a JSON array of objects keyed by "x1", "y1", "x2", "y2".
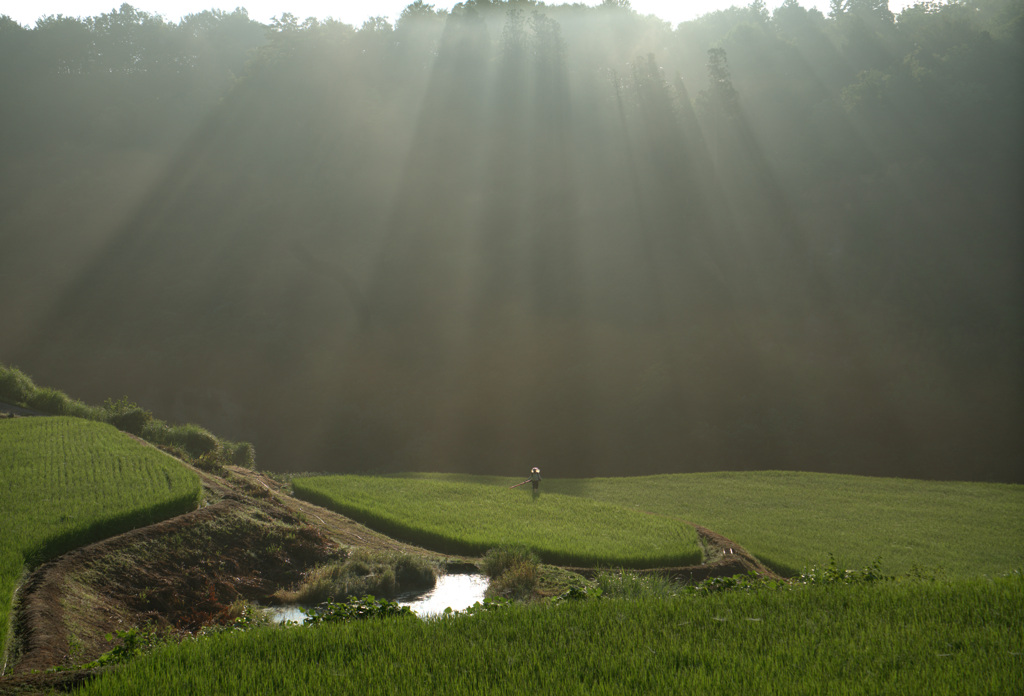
[{"x1": 3, "y1": 1, "x2": 915, "y2": 29}]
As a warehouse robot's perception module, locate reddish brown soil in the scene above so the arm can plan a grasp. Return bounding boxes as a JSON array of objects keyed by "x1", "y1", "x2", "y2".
[{"x1": 0, "y1": 463, "x2": 778, "y2": 695}]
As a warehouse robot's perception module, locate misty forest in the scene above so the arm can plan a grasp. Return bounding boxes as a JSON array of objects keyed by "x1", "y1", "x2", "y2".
[{"x1": 1, "y1": 0, "x2": 1020, "y2": 483}]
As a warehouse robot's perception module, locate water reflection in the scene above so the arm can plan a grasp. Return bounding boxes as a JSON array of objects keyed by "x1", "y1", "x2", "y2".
[
  {"x1": 398, "y1": 573, "x2": 489, "y2": 617},
  {"x1": 267, "y1": 573, "x2": 489, "y2": 623}
]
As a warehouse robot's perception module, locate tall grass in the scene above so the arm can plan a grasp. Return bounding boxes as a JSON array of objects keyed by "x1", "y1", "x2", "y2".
[
  {"x1": 280, "y1": 550, "x2": 437, "y2": 604},
  {"x1": 0, "y1": 417, "x2": 202, "y2": 666},
  {"x1": 75, "y1": 574, "x2": 1024, "y2": 695},
  {"x1": 292, "y1": 475, "x2": 701, "y2": 567}
]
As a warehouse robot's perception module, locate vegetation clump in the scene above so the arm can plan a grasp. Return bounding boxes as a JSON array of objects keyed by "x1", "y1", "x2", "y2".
[
  {"x1": 482, "y1": 545, "x2": 540, "y2": 600},
  {"x1": 280, "y1": 550, "x2": 437, "y2": 605},
  {"x1": 302, "y1": 596, "x2": 414, "y2": 625},
  {"x1": 594, "y1": 570, "x2": 680, "y2": 600}
]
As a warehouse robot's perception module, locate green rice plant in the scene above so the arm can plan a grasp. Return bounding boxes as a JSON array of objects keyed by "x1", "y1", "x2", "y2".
[
  {"x1": 0, "y1": 417, "x2": 202, "y2": 663},
  {"x1": 291, "y1": 475, "x2": 701, "y2": 568},
  {"x1": 543, "y1": 471, "x2": 1024, "y2": 578},
  {"x1": 594, "y1": 570, "x2": 679, "y2": 599},
  {"x1": 73, "y1": 573, "x2": 1024, "y2": 695}
]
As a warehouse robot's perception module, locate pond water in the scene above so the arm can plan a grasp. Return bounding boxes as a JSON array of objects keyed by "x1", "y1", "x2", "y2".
[{"x1": 267, "y1": 573, "x2": 489, "y2": 623}]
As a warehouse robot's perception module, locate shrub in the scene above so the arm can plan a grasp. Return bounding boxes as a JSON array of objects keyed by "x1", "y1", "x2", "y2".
[
  {"x1": 481, "y1": 545, "x2": 540, "y2": 580},
  {"x1": 223, "y1": 441, "x2": 256, "y2": 468},
  {"x1": 0, "y1": 365, "x2": 36, "y2": 404},
  {"x1": 167, "y1": 424, "x2": 218, "y2": 459},
  {"x1": 26, "y1": 387, "x2": 71, "y2": 415},
  {"x1": 394, "y1": 554, "x2": 436, "y2": 588},
  {"x1": 482, "y1": 545, "x2": 541, "y2": 600},
  {"x1": 486, "y1": 560, "x2": 538, "y2": 600},
  {"x1": 193, "y1": 450, "x2": 227, "y2": 476},
  {"x1": 104, "y1": 396, "x2": 153, "y2": 436},
  {"x1": 283, "y1": 550, "x2": 436, "y2": 604}
]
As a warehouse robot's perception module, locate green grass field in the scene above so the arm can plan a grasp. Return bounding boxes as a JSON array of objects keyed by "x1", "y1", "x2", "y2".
[
  {"x1": 294, "y1": 471, "x2": 1023, "y2": 578},
  {"x1": 76, "y1": 574, "x2": 1024, "y2": 695},
  {"x1": 292, "y1": 475, "x2": 702, "y2": 567},
  {"x1": 0, "y1": 417, "x2": 202, "y2": 663},
  {"x1": 547, "y1": 471, "x2": 1024, "y2": 578}
]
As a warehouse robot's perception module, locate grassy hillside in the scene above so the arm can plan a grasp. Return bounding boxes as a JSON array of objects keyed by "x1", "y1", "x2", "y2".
[
  {"x1": 0, "y1": 417, "x2": 202, "y2": 664},
  {"x1": 76, "y1": 574, "x2": 1023, "y2": 695},
  {"x1": 292, "y1": 475, "x2": 701, "y2": 567}
]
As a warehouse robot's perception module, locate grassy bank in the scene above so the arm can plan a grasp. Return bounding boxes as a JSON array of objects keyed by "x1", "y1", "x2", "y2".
[
  {"x1": 0, "y1": 417, "x2": 202, "y2": 664},
  {"x1": 76, "y1": 574, "x2": 1024, "y2": 695},
  {"x1": 292, "y1": 475, "x2": 701, "y2": 567}
]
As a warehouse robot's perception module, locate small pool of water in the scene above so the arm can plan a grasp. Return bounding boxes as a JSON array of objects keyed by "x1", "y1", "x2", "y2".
[
  {"x1": 399, "y1": 573, "x2": 489, "y2": 617},
  {"x1": 267, "y1": 573, "x2": 489, "y2": 623}
]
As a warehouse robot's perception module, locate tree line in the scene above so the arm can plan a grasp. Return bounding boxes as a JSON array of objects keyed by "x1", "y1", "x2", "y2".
[{"x1": 1, "y1": 1, "x2": 1021, "y2": 482}]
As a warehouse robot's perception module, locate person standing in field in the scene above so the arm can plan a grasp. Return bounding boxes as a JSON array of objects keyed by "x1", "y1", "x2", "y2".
[{"x1": 530, "y1": 467, "x2": 541, "y2": 497}]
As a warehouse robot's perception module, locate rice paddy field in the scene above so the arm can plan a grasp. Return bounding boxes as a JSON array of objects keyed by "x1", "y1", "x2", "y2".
[
  {"x1": 316, "y1": 471, "x2": 1024, "y2": 579},
  {"x1": 292, "y1": 475, "x2": 701, "y2": 567},
  {"x1": 76, "y1": 573, "x2": 1024, "y2": 695},
  {"x1": 548, "y1": 471, "x2": 1024, "y2": 578},
  {"x1": 0, "y1": 417, "x2": 202, "y2": 660}
]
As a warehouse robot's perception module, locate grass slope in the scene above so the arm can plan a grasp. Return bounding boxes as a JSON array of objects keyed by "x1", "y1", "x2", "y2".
[
  {"x1": 0, "y1": 417, "x2": 202, "y2": 665},
  {"x1": 547, "y1": 471, "x2": 1024, "y2": 578},
  {"x1": 292, "y1": 475, "x2": 701, "y2": 567},
  {"x1": 76, "y1": 575, "x2": 1024, "y2": 695}
]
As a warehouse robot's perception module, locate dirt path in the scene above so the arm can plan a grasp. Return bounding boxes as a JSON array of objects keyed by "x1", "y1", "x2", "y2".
[{"x1": 1, "y1": 464, "x2": 778, "y2": 694}]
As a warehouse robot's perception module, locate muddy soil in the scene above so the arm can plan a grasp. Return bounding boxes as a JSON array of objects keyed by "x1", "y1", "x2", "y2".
[{"x1": 0, "y1": 462, "x2": 778, "y2": 694}]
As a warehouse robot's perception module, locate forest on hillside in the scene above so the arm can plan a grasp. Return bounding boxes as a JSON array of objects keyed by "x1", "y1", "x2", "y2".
[{"x1": 1, "y1": 1, "x2": 1021, "y2": 481}]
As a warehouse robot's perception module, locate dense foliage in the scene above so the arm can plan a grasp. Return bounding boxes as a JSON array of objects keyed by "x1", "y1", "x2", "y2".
[
  {"x1": 292, "y1": 474, "x2": 702, "y2": 566},
  {"x1": 0, "y1": 417, "x2": 202, "y2": 664},
  {"x1": 75, "y1": 573, "x2": 1024, "y2": 694},
  {"x1": 1, "y1": 1, "x2": 1021, "y2": 481}
]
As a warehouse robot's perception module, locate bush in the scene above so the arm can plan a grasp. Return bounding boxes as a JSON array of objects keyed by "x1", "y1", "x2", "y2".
[
  {"x1": 140, "y1": 418, "x2": 169, "y2": 443},
  {"x1": 224, "y1": 441, "x2": 256, "y2": 468},
  {"x1": 481, "y1": 545, "x2": 540, "y2": 580},
  {"x1": 283, "y1": 550, "x2": 437, "y2": 604},
  {"x1": 0, "y1": 365, "x2": 36, "y2": 404},
  {"x1": 486, "y1": 560, "x2": 538, "y2": 600},
  {"x1": 482, "y1": 545, "x2": 541, "y2": 600},
  {"x1": 26, "y1": 387, "x2": 71, "y2": 415},
  {"x1": 193, "y1": 450, "x2": 227, "y2": 476},
  {"x1": 167, "y1": 424, "x2": 218, "y2": 459},
  {"x1": 104, "y1": 396, "x2": 153, "y2": 436}
]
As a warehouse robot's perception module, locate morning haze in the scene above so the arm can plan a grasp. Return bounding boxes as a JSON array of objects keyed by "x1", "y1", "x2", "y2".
[{"x1": 1, "y1": 0, "x2": 1020, "y2": 482}]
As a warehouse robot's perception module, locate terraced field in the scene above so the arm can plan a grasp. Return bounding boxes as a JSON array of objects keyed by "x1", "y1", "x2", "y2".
[{"x1": 0, "y1": 417, "x2": 202, "y2": 661}]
